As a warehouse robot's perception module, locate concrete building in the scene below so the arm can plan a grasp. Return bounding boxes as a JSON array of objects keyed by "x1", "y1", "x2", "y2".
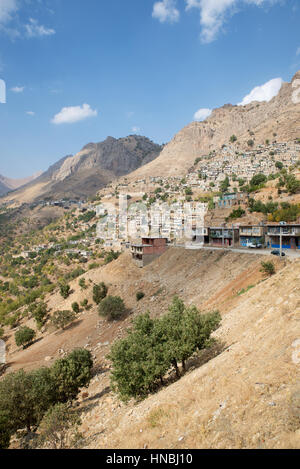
[
  {"x1": 131, "y1": 237, "x2": 168, "y2": 268},
  {"x1": 266, "y1": 224, "x2": 300, "y2": 250},
  {"x1": 209, "y1": 227, "x2": 239, "y2": 247},
  {"x1": 239, "y1": 225, "x2": 266, "y2": 247}
]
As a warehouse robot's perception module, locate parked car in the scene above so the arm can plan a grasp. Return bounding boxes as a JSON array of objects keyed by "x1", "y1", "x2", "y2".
[
  {"x1": 271, "y1": 250, "x2": 286, "y2": 257},
  {"x1": 247, "y1": 243, "x2": 262, "y2": 249}
]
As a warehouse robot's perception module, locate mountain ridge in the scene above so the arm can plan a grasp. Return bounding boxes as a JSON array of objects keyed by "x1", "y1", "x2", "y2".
[
  {"x1": 126, "y1": 71, "x2": 300, "y2": 181},
  {"x1": 1, "y1": 135, "x2": 162, "y2": 203}
]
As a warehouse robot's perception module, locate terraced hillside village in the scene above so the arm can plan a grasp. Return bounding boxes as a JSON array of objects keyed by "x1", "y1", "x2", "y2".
[{"x1": 0, "y1": 73, "x2": 300, "y2": 450}]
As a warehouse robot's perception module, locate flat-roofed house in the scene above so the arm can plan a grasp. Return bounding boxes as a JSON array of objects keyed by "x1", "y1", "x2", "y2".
[
  {"x1": 266, "y1": 224, "x2": 300, "y2": 250},
  {"x1": 209, "y1": 226, "x2": 239, "y2": 247},
  {"x1": 131, "y1": 237, "x2": 168, "y2": 268},
  {"x1": 239, "y1": 225, "x2": 266, "y2": 247}
]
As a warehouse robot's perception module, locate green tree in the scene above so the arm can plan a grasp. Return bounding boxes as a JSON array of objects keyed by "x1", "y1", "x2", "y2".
[
  {"x1": 109, "y1": 314, "x2": 170, "y2": 401},
  {"x1": 286, "y1": 175, "x2": 300, "y2": 194},
  {"x1": 220, "y1": 176, "x2": 230, "y2": 193},
  {"x1": 50, "y1": 349, "x2": 93, "y2": 402},
  {"x1": 93, "y1": 282, "x2": 108, "y2": 305},
  {"x1": 37, "y1": 403, "x2": 82, "y2": 450},
  {"x1": 0, "y1": 411, "x2": 10, "y2": 449},
  {"x1": 0, "y1": 368, "x2": 56, "y2": 433},
  {"x1": 98, "y1": 296, "x2": 126, "y2": 321},
  {"x1": 15, "y1": 326, "x2": 36, "y2": 349},
  {"x1": 51, "y1": 310, "x2": 76, "y2": 330},
  {"x1": 109, "y1": 298, "x2": 221, "y2": 401},
  {"x1": 32, "y1": 303, "x2": 47, "y2": 329},
  {"x1": 160, "y1": 297, "x2": 221, "y2": 375},
  {"x1": 250, "y1": 173, "x2": 267, "y2": 188}
]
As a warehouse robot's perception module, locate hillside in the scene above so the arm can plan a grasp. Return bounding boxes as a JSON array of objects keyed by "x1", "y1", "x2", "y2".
[
  {"x1": 1, "y1": 136, "x2": 162, "y2": 204},
  {"x1": 82, "y1": 255, "x2": 300, "y2": 450},
  {"x1": 2, "y1": 247, "x2": 298, "y2": 449},
  {"x1": 128, "y1": 71, "x2": 300, "y2": 180}
]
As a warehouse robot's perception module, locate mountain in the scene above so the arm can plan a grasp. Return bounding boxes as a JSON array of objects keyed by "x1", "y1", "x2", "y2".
[
  {"x1": 0, "y1": 172, "x2": 42, "y2": 196},
  {"x1": 1, "y1": 135, "x2": 162, "y2": 204},
  {"x1": 128, "y1": 71, "x2": 300, "y2": 180},
  {"x1": 0, "y1": 178, "x2": 10, "y2": 196}
]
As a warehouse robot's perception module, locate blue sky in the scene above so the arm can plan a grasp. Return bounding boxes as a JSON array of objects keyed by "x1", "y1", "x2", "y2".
[{"x1": 0, "y1": 0, "x2": 300, "y2": 178}]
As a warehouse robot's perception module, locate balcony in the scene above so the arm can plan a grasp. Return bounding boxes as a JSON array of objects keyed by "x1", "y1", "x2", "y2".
[{"x1": 267, "y1": 228, "x2": 300, "y2": 236}]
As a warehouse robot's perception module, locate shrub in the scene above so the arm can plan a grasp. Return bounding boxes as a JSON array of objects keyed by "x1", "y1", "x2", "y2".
[
  {"x1": 230, "y1": 135, "x2": 237, "y2": 143},
  {"x1": 228, "y1": 207, "x2": 245, "y2": 220},
  {"x1": 15, "y1": 327, "x2": 36, "y2": 349},
  {"x1": 136, "y1": 291, "x2": 145, "y2": 301},
  {"x1": 104, "y1": 251, "x2": 120, "y2": 265},
  {"x1": 98, "y1": 296, "x2": 126, "y2": 321},
  {"x1": 260, "y1": 261, "x2": 275, "y2": 276},
  {"x1": 78, "y1": 278, "x2": 87, "y2": 290},
  {"x1": 51, "y1": 310, "x2": 76, "y2": 330},
  {"x1": 72, "y1": 302, "x2": 80, "y2": 314},
  {"x1": 59, "y1": 284, "x2": 71, "y2": 300},
  {"x1": 93, "y1": 282, "x2": 108, "y2": 305}
]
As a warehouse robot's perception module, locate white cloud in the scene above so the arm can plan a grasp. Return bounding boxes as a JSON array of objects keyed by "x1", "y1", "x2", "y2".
[
  {"x1": 51, "y1": 104, "x2": 98, "y2": 125},
  {"x1": 131, "y1": 126, "x2": 141, "y2": 133},
  {"x1": 238, "y1": 77, "x2": 283, "y2": 106},
  {"x1": 152, "y1": 0, "x2": 180, "y2": 23},
  {"x1": 185, "y1": 0, "x2": 278, "y2": 43},
  {"x1": 25, "y1": 18, "x2": 55, "y2": 38},
  {"x1": 11, "y1": 85, "x2": 24, "y2": 93},
  {"x1": 26, "y1": 111, "x2": 35, "y2": 116},
  {"x1": 0, "y1": 0, "x2": 18, "y2": 24},
  {"x1": 194, "y1": 108, "x2": 212, "y2": 121}
]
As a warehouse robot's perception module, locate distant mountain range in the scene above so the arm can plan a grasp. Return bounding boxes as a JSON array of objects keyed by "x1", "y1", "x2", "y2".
[
  {"x1": 0, "y1": 172, "x2": 42, "y2": 196},
  {"x1": 1, "y1": 135, "x2": 162, "y2": 203},
  {"x1": 2, "y1": 70, "x2": 300, "y2": 205}
]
